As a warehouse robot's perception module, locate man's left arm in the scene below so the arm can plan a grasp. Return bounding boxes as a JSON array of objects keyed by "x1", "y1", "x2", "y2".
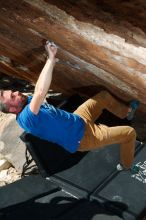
[{"x1": 30, "y1": 43, "x2": 57, "y2": 115}]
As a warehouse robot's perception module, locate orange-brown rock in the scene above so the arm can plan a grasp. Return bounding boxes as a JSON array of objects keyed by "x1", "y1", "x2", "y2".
[{"x1": 0, "y1": 0, "x2": 146, "y2": 139}]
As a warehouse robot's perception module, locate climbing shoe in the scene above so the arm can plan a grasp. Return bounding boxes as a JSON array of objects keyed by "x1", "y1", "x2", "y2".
[
  {"x1": 131, "y1": 164, "x2": 140, "y2": 174},
  {"x1": 127, "y1": 100, "x2": 140, "y2": 120},
  {"x1": 116, "y1": 163, "x2": 140, "y2": 174}
]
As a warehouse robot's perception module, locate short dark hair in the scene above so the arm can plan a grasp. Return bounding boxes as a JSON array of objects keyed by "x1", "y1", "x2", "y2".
[
  {"x1": 0, "y1": 90, "x2": 8, "y2": 113},
  {"x1": 0, "y1": 101, "x2": 8, "y2": 113}
]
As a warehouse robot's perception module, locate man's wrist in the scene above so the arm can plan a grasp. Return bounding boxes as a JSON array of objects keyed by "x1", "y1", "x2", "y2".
[
  {"x1": 46, "y1": 57, "x2": 55, "y2": 62},
  {"x1": 50, "y1": 57, "x2": 56, "y2": 62},
  {"x1": 46, "y1": 57, "x2": 56, "y2": 66}
]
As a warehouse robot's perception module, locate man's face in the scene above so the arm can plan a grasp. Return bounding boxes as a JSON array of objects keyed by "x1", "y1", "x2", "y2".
[{"x1": 0, "y1": 90, "x2": 27, "y2": 113}]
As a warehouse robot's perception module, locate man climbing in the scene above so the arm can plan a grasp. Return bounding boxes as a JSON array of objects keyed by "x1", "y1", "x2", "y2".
[{"x1": 0, "y1": 41, "x2": 140, "y2": 171}]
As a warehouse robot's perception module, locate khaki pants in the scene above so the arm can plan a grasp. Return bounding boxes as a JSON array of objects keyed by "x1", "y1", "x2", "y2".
[{"x1": 74, "y1": 90, "x2": 136, "y2": 169}]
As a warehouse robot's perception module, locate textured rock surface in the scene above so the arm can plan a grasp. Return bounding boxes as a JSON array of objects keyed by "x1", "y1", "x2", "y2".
[
  {"x1": 0, "y1": 1, "x2": 146, "y2": 128},
  {"x1": 0, "y1": 114, "x2": 26, "y2": 173},
  {"x1": 0, "y1": 167, "x2": 21, "y2": 186},
  {"x1": 0, "y1": 159, "x2": 11, "y2": 171}
]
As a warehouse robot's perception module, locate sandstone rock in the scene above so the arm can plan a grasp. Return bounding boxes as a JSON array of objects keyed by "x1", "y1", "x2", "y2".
[
  {"x1": 0, "y1": 181, "x2": 6, "y2": 187},
  {"x1": 0, "y1": 153, "x2": 4, "y2": 159},
  {"x1": 0, "y1": 114, "x2": 26, "y2": 173},
  {"x1": 0, "y1": 167, "x2": 21, "y2": 186},
  {"x1": 0, "y1": 169, "x2": 8, "y2": 180},
  {"x1": 0, "y1": 159, "x2": 11, "y2": 171}
]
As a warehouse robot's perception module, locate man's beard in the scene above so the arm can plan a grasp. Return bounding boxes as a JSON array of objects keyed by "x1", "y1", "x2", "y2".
[{"x1": 17, "y1": 95, "x2": 28, "y2": 112}]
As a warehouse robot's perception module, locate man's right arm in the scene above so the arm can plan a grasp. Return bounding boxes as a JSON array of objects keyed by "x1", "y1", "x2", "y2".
[{"x1": 30, "y1": 43, "x2": 57, "y2": 115}]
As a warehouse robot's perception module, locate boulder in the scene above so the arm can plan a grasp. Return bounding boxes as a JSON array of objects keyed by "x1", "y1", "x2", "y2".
[
  {"x1": 0, "y1": 114, "x2": 26, "y2": 173},
  {"x1": 0, "y1": 159, "x2": 11, "y2": 171}
]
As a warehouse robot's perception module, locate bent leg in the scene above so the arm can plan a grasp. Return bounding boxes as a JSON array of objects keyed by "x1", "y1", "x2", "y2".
[
  {"x1": 74, "y1": 90, "x2": 129, "y2": 123},
  {"x1": 102, "y1": 125, "x2": 136, "y2": 169},
  {"x1": 78, "y1": 123, "x2": 136, "y2": 169}
]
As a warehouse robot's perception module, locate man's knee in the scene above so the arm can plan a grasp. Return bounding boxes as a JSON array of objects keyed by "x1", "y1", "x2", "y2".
[
  {"x1": 99, "y1": 90, "x2": 109, "y2": 96},
  {"x1": 98, "y1": 90, "x2": 111, "y2": 99},
  {"x1": 95, "y1": 91, "x2": 113, "y2": 107},
  {"x1": 126, "y1": 126, "x2": 136, "y2": 139}
]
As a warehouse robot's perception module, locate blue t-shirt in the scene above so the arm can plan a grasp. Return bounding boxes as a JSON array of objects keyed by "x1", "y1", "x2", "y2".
[{"x1": 16, "y1": 96, "x2": 85, "y2": 153}]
